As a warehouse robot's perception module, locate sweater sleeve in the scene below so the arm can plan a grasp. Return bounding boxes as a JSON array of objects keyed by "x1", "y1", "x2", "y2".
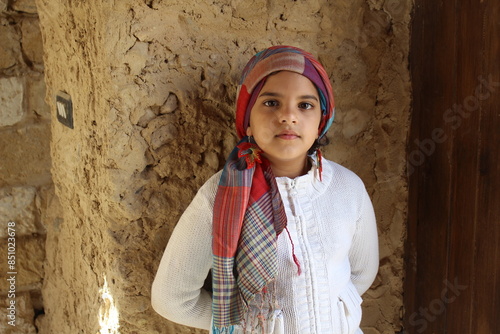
[
  {"x1": 151, "y1": 174, "x2": 219, "y2": 330},
  {"x1": 348, "y1": 188, "x2": 379, "y2": 296}
]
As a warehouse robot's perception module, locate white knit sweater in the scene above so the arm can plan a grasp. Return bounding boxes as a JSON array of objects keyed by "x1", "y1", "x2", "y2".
[{"x1": 152, "y1": 159, "x2": 379, "y2": 334}]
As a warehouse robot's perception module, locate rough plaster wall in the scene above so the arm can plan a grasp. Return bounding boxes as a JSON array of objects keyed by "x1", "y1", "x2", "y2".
[
  {"x1": 340, "y1": 1, "x2": 411, "y2": 332},
  {"x1": 35, "y1": 0, "x2": 411, "y2": 333},
  {"x1": 0, "y1": 0, "x2": 59, "y2": 333}
]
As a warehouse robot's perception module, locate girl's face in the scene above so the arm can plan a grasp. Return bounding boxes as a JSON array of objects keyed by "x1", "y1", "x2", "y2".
[{"x1": 246, "y1": 71, "x2": 322, "y2": 176}]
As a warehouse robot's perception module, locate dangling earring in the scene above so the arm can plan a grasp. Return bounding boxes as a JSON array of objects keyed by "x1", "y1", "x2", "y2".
[
  {"x1": 316, "y1": 148, "x2": 323, "y2": 181},
  {"x1": 248, "y1": 135, "x2": 255, "y2": 144},
  {"x1": 237, "y1": 136, "x2": 262, "y2": 170}
]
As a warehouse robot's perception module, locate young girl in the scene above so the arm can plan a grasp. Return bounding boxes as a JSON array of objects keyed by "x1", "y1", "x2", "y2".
[{"x1": 151, "y1": 46, "x2": 379, "y2": 334}]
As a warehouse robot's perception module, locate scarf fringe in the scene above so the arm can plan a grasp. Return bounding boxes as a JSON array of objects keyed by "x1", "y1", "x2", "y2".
[
  {"x1": 213, "y1": 282, "x2": 285, "y2": 334},
  {"x1": 212, "y1": 325, "x2": 236, "y2": 334},
  {"x1": 213, "y1": 311, "x2": 284, "y2": 334},
  {"x1": 242, "y1": 308, "x2": 284, "y2": 334}
]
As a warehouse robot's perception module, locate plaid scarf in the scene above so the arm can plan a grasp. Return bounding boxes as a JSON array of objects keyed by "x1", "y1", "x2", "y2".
[
  {"x1": 212, "y1": 137, "x2": 286, "y2": 332},
  {"x1": 212, "y1": 46, "x2": 335, "y2": 333}
]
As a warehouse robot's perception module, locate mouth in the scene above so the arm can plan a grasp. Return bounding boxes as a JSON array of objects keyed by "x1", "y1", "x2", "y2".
[{"x1": 276, "y1": 130, "x2": 300, "y2": 140}]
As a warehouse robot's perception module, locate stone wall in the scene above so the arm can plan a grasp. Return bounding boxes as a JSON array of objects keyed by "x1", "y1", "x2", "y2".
[
  {"x1": 32, "y1": 0, "x2": 409, "y2": 333},
  {"x1": 0, "y1": 0, "x2": 59, "y2": 333}
]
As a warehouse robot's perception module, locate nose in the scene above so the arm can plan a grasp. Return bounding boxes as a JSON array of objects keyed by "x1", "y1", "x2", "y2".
[{"x1": 278, "y1": 103, "x2": 297, "y2": 124}]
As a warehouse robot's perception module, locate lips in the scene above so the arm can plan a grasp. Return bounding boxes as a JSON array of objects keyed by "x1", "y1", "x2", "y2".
[{"x1": 276, "y1": 130, "x2": 300, "y2": 140}]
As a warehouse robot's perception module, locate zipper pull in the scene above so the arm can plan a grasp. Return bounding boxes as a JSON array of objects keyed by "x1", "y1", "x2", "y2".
[{"x1": 290, "y1": 179, "x2": 298, "y2": 196}]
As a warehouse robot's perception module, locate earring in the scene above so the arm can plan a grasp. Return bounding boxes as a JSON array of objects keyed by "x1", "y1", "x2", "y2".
[{"x1": 248, "y1": 135, "x2": 255, "y2": 144}]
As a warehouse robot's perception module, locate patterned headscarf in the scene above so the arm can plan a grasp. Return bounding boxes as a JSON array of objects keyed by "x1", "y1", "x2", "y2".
[
  {"x1": 236, "y1": 45, "x2": 335, "y2": 141},
  {"x1": 212, "y1": 45, "x2": 335, "y2": 333}
]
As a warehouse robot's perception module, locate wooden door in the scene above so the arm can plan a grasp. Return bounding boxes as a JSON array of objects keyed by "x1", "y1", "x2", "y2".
[{"x1": 405, "y1": 0, "x2": 500, "y2": 333}]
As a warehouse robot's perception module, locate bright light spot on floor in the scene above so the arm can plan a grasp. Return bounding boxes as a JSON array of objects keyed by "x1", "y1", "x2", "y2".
[{"x1": 98, "y1": 275, "x2": 120, "y2": 333}]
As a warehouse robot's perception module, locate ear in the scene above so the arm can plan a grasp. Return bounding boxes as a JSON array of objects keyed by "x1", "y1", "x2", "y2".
[{"x1": 246, "y1": 126, "x2": 253, "y2": 137}]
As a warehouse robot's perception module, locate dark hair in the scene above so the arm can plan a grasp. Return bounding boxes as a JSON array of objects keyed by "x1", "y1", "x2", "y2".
[{"x1": 308, "y1": 135, "x2": 330, "y2": 155}]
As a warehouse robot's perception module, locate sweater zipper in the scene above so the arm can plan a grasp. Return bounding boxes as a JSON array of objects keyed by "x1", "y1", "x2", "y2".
[
  {"x1": 287, "y1": 178, "x2": 302, "y2": 275},
  {"x1": 288, "y1": 178, "x2": 318, "y2": 332},
  {"x1": 290, "y1": 179, "x2": 298, "y2": 197}
]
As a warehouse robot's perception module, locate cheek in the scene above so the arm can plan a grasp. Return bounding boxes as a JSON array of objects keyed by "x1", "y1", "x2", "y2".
[
  {"x1": 247, "y1": 122, "x2": 275, "y2": 146},
  {"x1": 246, "y1": 117, "x2": 275, "y2": 141},
  {"x1": 316, "y1": 115, "x2": 323, "y2": 136}
]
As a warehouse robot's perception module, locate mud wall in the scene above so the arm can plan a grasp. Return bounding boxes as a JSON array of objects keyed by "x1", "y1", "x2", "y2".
[
  {"x1": 0, "y1": 1, "x2": 60, "y2": 333},
  {"x1": 32, "y1": 0, "x2": 411, "y2": 333}
]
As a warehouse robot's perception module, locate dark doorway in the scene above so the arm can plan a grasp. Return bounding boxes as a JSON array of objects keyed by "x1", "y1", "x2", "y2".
[{"x1": 405, "y1": 0, "x2": 500, "y2": 333}]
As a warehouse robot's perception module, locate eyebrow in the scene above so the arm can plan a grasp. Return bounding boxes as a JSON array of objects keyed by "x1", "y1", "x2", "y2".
[{"x1": 258, "y1": 91, "x2": 319, "y2": 102}]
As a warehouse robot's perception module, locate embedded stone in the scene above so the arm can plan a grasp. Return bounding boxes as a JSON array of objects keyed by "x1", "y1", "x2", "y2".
[
  {"x1": 0, "y1": 237, "x2": 45, "y2": 289},
  {"x1": 124, "y1": 41, "x2": 149, "y2": 76},
  {"x1": 25, "y1": 75, "x2": 50, "y2": 120},
  {"x1": 0, "y1": 77, "x2": 24, "y2": 126},
  {"x1": 0, "y1": 292, "x2": 37, "y2": 334},
  {"x1": 141, "y1": 114, "x2": 178, "y2": 150},
  {"x1": 11, "y1": 0, "x2": 38, "y2": 14},
  {"x1": 342, "y1": 108, "x2": 371, "y2": 138},
  {"x1": 150, "y1": 123, "x2": 178, "y2": 150},
  {"x1": 159, "y1": 93, "x2": 178, "y2": 114},
  {"x1": 0, "y1": 24, "x2": 19, "y2": 70},
  {"x1": 0, "y1": 123, "x2": 51, "y2": 186},
  {"x1": 21, "y1": 19, "x2": 44, "y2": 65},
  {"x1": 0, "y1": 186, "x2": 38, "y2": 238}
]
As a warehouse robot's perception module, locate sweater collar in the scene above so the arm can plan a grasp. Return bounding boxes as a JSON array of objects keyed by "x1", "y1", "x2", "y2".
[{"x1": 275, "y1": 157, "x2": 332, "y2": 198}]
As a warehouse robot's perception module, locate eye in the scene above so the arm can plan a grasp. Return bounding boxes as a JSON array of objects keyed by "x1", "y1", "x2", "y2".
[
  {"x1": 263, "y1": 100, "x2": 279, "y2": 107},
  {"x1": 298, "y1": 102, "x2": 314, "y2": 110}
]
